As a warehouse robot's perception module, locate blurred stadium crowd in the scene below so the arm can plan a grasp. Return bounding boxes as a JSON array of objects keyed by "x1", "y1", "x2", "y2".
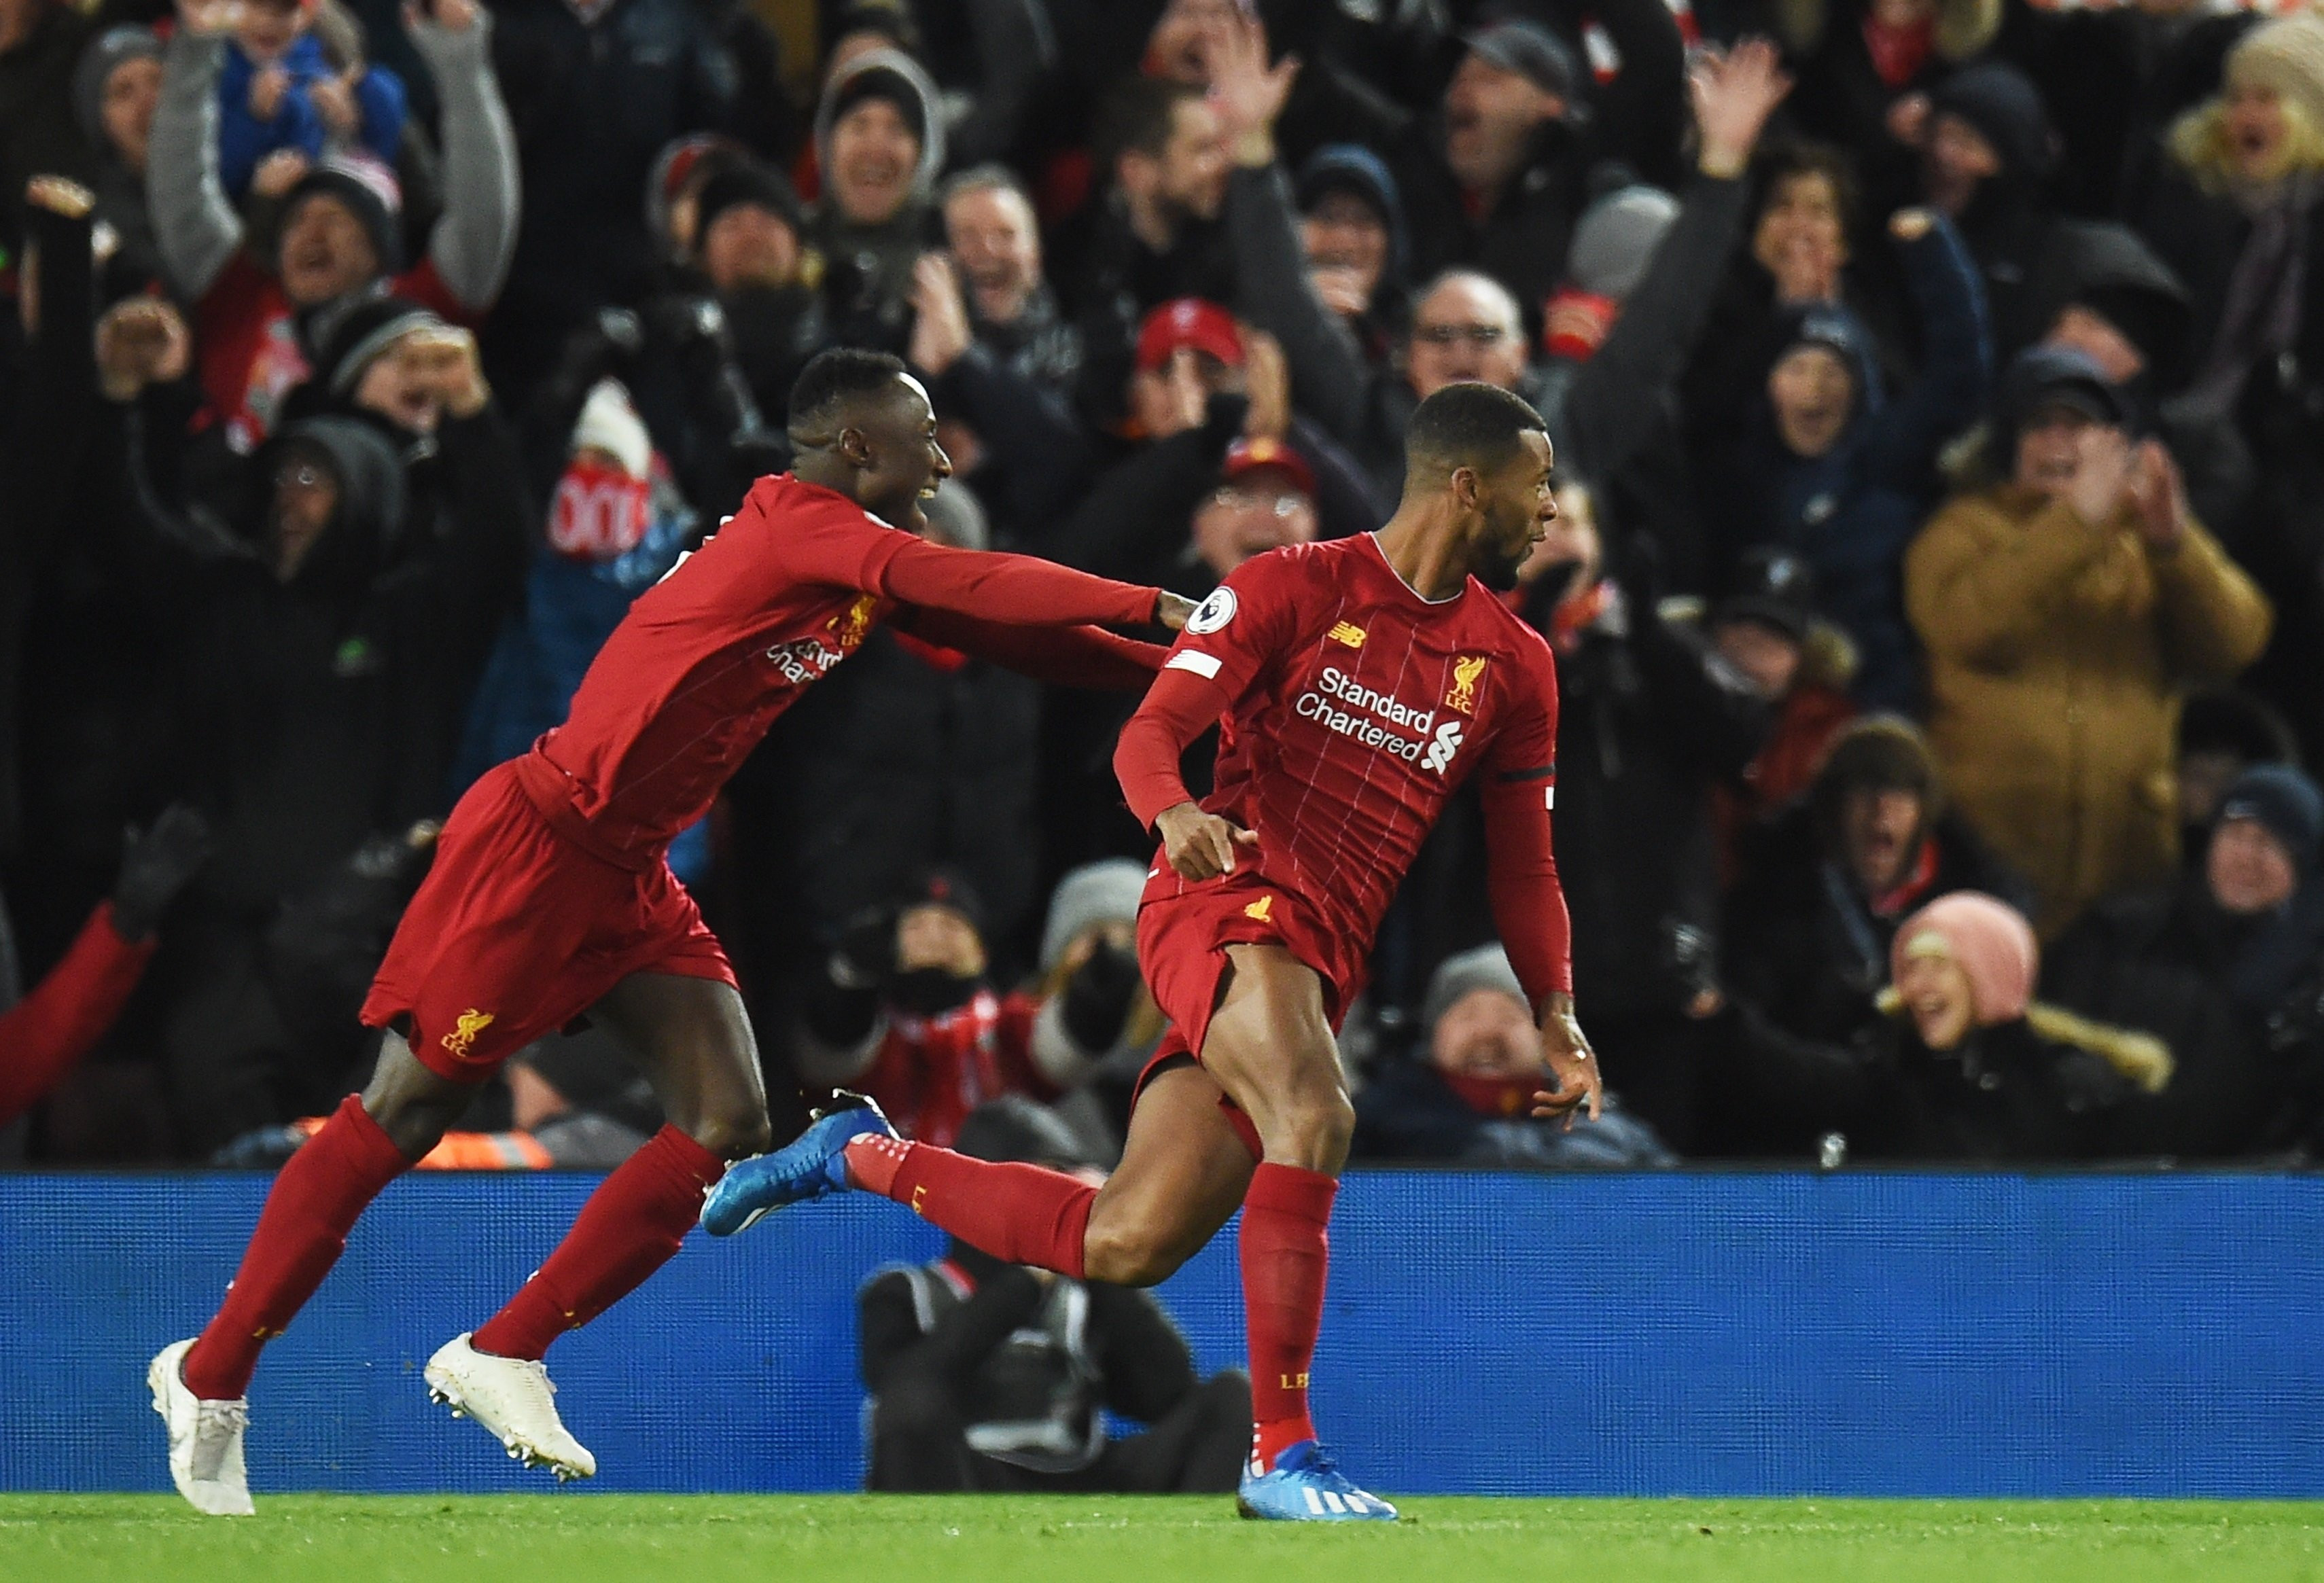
[{"x1": 5, "y1": 0, "x2": 2324, "y2": 1171}]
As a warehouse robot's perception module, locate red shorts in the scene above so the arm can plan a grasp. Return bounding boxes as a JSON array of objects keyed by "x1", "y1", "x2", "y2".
[
  {"x1": 1131, "y1": 870, "x2": 1353, "y2": 1113},
  {"x1": 361, "y1": 762, "x2": 735, "y2": 1081}
]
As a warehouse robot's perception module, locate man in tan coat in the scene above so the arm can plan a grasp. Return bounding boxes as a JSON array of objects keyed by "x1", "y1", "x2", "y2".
[{"x1": 1907, "y1": 349, "x2": 2271, "y2": 936}]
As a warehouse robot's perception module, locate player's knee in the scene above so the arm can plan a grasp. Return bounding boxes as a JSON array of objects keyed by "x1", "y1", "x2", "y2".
[
  {"x1": 1081, "y1": 1219, "x2": 1192, "y2": 1288},
  {"x1": 362, "y1": 1089, "x2": 456, "y2": 1164},
  {"x1": 689, "y1": 1103, "x2": 772, "y2": 1162},
  {"x1": 1281, "y1": 1084, "x2": 1354, "y2": 1158}
]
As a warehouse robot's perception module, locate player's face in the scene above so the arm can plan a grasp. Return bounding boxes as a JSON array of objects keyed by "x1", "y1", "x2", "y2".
[
  {"x1": 1468, "y1": 430, "x2": 1557, "y2": 591},
  {"x1": 855, "y1": 375, "x2": 953, "y2": 534}
]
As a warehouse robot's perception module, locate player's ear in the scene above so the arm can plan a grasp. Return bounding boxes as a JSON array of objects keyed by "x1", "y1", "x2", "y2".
[
  {"x1": 1449, "y1": 464, "x2": 1481, "y2": 512},
  {"x1": 836, "y1": 424, "x2": 874, "y2": 469}
]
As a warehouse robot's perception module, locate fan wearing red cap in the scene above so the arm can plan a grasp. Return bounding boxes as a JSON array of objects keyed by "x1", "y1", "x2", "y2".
[
  {"x1": 1129, "y1": 297, "x2": 1248, "y2": 439},
  {"x1": 1191, "y1": 436, "x2": 1319, "y2": 582}
]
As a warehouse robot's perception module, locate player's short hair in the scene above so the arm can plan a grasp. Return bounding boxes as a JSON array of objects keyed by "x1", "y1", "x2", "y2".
[
  {"x1": 1403, "y1": 381, "x2": 1551, "y2": 483},
  {"x1": 1096, "y1": 75, "x2": 1204, "y2": 173},
  {"x1": 788, "y1": 347, "x2": 909, "y2": 440}
]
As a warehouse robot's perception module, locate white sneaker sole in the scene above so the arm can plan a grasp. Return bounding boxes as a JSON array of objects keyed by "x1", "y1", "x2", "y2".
[{"x1": 423, "y1": 1359, "x2": 594, "y2": 1482}]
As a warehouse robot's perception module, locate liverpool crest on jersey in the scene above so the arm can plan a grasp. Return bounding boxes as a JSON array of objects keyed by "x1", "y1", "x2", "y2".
[{"x1": 1444, "y1": 655, "x2": 1488, "y2": 714}]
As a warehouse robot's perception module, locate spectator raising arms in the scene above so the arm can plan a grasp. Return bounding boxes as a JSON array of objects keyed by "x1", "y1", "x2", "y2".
[
  {"x1": 150, "y1": 0, "x2": 516, "y2": 448},
  {"x1": 1907, "y1": 348, "x2": 2271, "y2": 936}
]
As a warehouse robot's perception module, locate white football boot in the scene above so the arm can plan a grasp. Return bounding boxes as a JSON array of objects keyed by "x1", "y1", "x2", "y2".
[
  {"x1": 147, "y1": 1338, "x2": 255, "y2": 1516},
  {"x1": 424, "y1": 1333, "x2": 597, "y2": 1480}
]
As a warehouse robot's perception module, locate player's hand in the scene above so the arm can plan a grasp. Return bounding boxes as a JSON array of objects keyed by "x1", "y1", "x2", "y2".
[
  {"x1": 1156, "y1": 802, "x2": 1259, "y2": 881},
  {"x1": 1156, "y1": 591, "x2": 1197, "y2": 630},
  {"x1": 1530, "y1": 993, "x2": 1603, "y2": 1130}
]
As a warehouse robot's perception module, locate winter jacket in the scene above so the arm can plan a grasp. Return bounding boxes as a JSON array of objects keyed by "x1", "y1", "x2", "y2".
[
  {"x1": 1776, "y1": 0, "x2": 2001, "y2": 219},
  {"x1": 859, "y1": 1246, "x2": 1212, "y2": 1480},
  {"x1": 1906, "y1": 485, "x2": 2271, "y2": 933},
  {"x1": 1054, "y1": 395, "x2": 1382, "y2": 597},
  {"x1": 1394, "y1": 0, "x2": 1689, "y2": 317},
  {"x1": 1530, "y1": 580, "x2": 1770, "y2": 1022},
  {"x1": 809, "y1": 48, "x2": 944, "y2": 357},
  {"x1": 149, "y1": 18, "x2": 517, "y2": 444},
  {"x1": 2138, "y1": 164, "x2": 2324, "y2": 765},
  {"x1": 1725, "y1": 996, "x2": 2148, "y2": 1162},
  {"x1": 1352, "y1": 1058, "x2": 1674, "y2": 1168},
  {"x1": 0, "y1": 3, "x2": 96, "y2": 247},
  {"x1": 925, "y1": 285, "x2": 1095, "y2": 546},
  {"x1": 1530, "y1": 170, "x2": 1755, "y2": 590},
  {"x1": 753, "y1": 628, "x2": 1046, "y2": 959},
  {"x1": 214, "y1": 35, "x2": 406, "y2": 199},
  {"x1": 113, "y1": 410, "x2": 523, "y2": 1147},
  {"x1": 1068, "y1": 161, "x2": 1365, "y2": 442},
  {"x1": 2043, "y1": 873, "x2": 2324, "y2": 1157},
  {"x1": 1714, "y1": 214, "x2": 1990, "y2": 709},
  {"x1": 1720, "y1": 802, "x2": 2030, "y2": 1154},
  {"x1": 481, "y1": 0, "x2": 737, "y2": 389},
  {"x1": 1, "y1": 199, "x2": 184, "y2": 973}
]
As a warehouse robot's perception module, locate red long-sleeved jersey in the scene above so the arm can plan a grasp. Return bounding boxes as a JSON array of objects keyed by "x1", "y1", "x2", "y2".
[
  {"x1": 1114, "y1": 534, "x2": 1572, "y2": 1012},
  {"x1": 514, "y1": 473, "x2": 1166, "y2": 868}
]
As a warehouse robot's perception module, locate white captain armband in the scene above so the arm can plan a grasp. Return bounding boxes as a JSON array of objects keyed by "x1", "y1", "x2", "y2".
[{"x1": 1165, "y1": 650, "x2": 1224, "y2": 680}]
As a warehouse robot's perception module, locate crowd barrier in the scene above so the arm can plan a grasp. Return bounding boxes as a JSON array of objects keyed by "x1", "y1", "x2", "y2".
[{"x1": 3, "y1": 1169, "x2": 2319, "y2": 1497}]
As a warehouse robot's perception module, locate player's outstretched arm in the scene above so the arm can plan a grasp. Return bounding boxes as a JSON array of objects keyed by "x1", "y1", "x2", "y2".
[
  {"x1": 1114, "y1": 664, "x2": 1260, "y2": 880},
  {"x1": 889, "y1": 605, "x2": 1170, "y2": 690},
  {"x1": 877, "y1": 533, "x2": 1197, "y2": 631}
]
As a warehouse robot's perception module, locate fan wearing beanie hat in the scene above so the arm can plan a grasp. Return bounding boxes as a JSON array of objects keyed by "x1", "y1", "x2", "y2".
[
  {"x1": 1881, "y1": 893, "x2": 2172, "y2": 1100},
  {"x1": 2208, "y1": 764, "x2": 2324, "y2": 917},
  {"x1": 2182, "y1": 14, "x2": 2324, "y2": 190},
  {"x1": 692, "y1": 162, "x2": 809, "y2": 296},
  {"x1": 151, "y1": 0, "x2": 517, "y2": 451}
]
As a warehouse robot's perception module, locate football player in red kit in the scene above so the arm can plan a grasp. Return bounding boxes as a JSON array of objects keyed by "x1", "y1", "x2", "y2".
[
  {"x1": 149, "y1": 349, "x2": 1195, "y2": 1514},
  {"x1": 705, "y1": 381, "x2": 1602, "y2": 1520}
]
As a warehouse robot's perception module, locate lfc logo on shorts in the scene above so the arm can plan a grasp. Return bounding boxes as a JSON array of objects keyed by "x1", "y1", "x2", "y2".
[
  {"x1": 1244, "y1": 895, "x2": 1273, "y2": 921},
  {"x1": 1444, "y1": 654, "x2": 1488, "y2": 714},
  {"x1": 826, "y1": 593, "x2": 878, "y2": 652},
  {"x1": 442, "y1": 1008, "x2": 495, "y2": 1059}
]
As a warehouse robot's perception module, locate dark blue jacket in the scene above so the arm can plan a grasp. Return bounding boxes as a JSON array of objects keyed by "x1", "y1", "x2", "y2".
[{"x1": 1715, "y1": 215, "x2": 1990, "y2": 711}]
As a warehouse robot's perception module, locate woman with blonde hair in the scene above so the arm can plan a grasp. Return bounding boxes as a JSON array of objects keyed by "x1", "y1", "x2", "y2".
[
  {"x1": 1724, "y1": 891, "x2": 2173, "y2": 1160},
  {"x1": 2136, "y1": 12, "x2": 2324, "y2": 764}
]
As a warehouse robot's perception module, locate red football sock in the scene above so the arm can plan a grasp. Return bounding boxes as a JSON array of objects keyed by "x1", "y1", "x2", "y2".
[
  {"x1": 843, "y1": 1135, "x2": 1093, "y2": 1279},
  {"x1": 1242, "y1": 1162, "x2": 1337, "y2": 1467},
  {"x1": 182, "y1": 1094, "x2": 410, "y2": 1400},
  {"x1": 470, "y1": 1126, "x2": 724, "y2": 1361}
]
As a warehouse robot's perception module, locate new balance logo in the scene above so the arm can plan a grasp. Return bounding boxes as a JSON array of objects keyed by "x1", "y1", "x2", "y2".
[
  {"x1": 911, "y1": 1186, "x2": 927, "y2": 1214},
  {"x1": 1327, "y1": 621, "x2": 1366, "y2": 649}
]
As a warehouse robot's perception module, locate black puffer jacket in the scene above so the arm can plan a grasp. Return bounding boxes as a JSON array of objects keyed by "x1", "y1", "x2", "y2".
[
  {"x1": 2042, "y1": 875, "x2": 2324, "y2": 1157},
  {"x1": 1724, "y1": 998, "x2": 2142, "y2": 1162},
  {"x1": 1719, "y1": 804, "x2": 2030, "y2": 1154},
  {"x1": 1535, "y1": 581, "x2": 1770, "y2": 1024},
  {"x1": 747, "y1": 627, "x2": 1044, "y2": 973}
]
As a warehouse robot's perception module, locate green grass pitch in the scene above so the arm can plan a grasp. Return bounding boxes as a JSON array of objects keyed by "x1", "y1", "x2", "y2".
[{"x1": 4, "y1": 1495, "x2": 2323, "y2": 1583}]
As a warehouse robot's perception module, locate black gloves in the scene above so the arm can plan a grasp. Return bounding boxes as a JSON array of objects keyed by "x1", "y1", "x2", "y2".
[{"x1": 109, "y1": 804, "x2": 213, "y2": 942}]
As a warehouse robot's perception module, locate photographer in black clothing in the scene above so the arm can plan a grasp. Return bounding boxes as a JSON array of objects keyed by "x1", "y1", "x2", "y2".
[{"x1": 858, "y1": 1097, "x2": 1248, "y2": 1493}]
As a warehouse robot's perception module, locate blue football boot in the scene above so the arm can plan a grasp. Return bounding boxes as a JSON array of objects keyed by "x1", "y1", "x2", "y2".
[
  {"x1": 1237, "y1": 1440, "x2": 1398, "y2": 1521},
  {"x1": 700, "y1": 1092, "x2": 896, "y2": 1236}
]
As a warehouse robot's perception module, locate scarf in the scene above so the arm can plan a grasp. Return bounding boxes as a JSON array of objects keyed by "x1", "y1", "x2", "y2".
[{"x1": 2182, "y1": 173, "x2": 2323, "y2": 421}]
